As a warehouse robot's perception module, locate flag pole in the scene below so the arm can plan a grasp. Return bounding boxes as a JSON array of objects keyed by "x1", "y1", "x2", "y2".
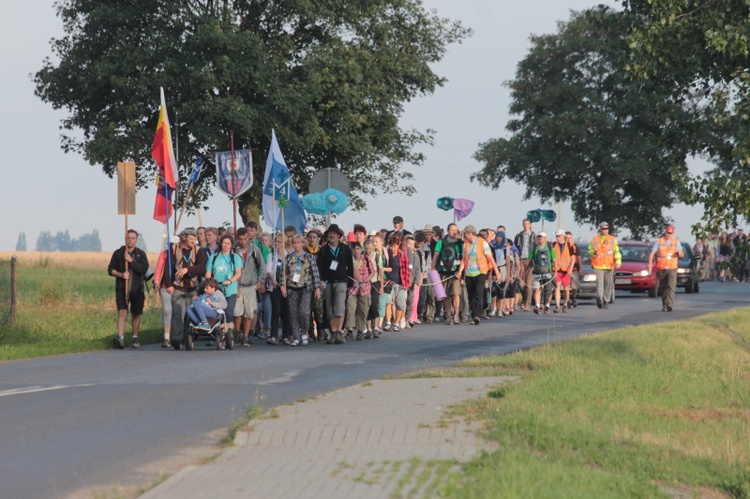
[
  {"x1": 124, "y1": 185, "x2": 130, "y2": 305},
  {"x1": 173, "y1": 111, "x2": 179, "y2": 236},
  {"x1": 230, "y1": 131, "x2": 238, "y2": 233},
  {"x1": 174, "y1": 182, "x2": 195, "y2": 232}
]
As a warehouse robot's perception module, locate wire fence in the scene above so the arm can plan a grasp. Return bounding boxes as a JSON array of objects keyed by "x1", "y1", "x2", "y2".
[{"x1": 0, "y1": 257, "x2": 17, "y2": 326}]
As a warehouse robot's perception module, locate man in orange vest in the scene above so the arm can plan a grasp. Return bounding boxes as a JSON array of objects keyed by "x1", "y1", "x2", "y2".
[
  {"x1": 648, "y1": 225, "x2": 684, "y2": 312},
  {"x1": 456, "y1": 225, "x2": 503, "y2": 325},
  {"x1": 588, "y1": 222, "x2": 621, "y2": 309}
]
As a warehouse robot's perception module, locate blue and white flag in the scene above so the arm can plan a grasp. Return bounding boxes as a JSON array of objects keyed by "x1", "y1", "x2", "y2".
[
  {"x1": 188, "y1": 156, "x2": 204, "y2": 185},
  {"x1": 215, "y1": 149, "x2": 253, "y2": 198},
  {"x1": 262, "y1": 129, "x2": 307, "y2": 233}
]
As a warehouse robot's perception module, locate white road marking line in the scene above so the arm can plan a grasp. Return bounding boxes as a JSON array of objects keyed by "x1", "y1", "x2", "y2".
[{"x1": 0, "y1": 384, "x2": 96, "y2": 398}]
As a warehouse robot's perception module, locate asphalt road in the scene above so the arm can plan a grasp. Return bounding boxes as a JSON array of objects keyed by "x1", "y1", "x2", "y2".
[{"x1": 1, "y1": 282, "x2": 747, "y2": 498}]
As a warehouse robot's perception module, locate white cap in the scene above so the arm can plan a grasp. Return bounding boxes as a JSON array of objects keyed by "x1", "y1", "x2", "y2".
[
  {"x1": 555, "y1": 229, "x2": 565, "y2": 236},
  {"x1": 538, "y1": 231, "x2": 547, "y2": 238}
]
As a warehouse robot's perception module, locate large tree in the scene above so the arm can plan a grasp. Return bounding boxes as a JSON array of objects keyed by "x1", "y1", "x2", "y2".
[
  {"x1": 624, "y1": 0, "x2": 750, "y2": 233},
  {"x1": 35, "y1": 0, "x2": 469, "y2": 223},
  {"x1": 472, "y1": 6, "x2": 703, "y2": 239}
]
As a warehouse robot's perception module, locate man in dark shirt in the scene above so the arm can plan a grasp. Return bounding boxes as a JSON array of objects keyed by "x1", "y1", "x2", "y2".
[
  {"x1": 317, "y1": 224, "x2": 354, "y2": 344},
  {"x1": 108, "y1": 229, "x2": 149, "y2": 349},
  {"x1": 161, "y1": 227, "x2": 207, "y2": 349}
]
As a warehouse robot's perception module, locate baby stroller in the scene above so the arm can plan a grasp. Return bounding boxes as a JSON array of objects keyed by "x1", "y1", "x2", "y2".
[{"x1": 183, "y1": 309, "x2": 235, "y2": 351}]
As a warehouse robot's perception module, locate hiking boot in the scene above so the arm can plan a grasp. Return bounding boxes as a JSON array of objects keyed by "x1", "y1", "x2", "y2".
[
  {"x1": 334, "y1": 332, "x2": 345, "y2": 344},
  {"x1": 113, "y1": 336, "x2": 125, "y2": 349},
  {"x1": 553, "y1": 306, "x2": 560, "y2": 314},
  {"x1": 327, "y1": 333, "x2": 336, "y2": 345},
  {"x1": 131, "y1": 337, "x2": 140, "y2": 348},
  {"x1": 356, "y1": 332, "x2": 364, "y2": 341},
  {"x1": 544, "y1": 306, "x2": 551, "y2": 314}
]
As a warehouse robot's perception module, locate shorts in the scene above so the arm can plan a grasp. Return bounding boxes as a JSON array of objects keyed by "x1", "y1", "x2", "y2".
[
  {"x1": 234, "y1": 286, "x2": 258, "y2": 319},
  {"x1": 441, "y1": 274, "x2": 462, "y2": 296},
  {"x1": 532, "y1": 273, "x2": 554, "y2": 290},
  {"x1": 116, "y1": 288, "x2": 144, "y2": 316},
  {"x1": 324, "y1": 281, "x2": 347, "y2": 318},
  {"x1": 555, "y1": 271, "x2": 571, "y2": 288}
]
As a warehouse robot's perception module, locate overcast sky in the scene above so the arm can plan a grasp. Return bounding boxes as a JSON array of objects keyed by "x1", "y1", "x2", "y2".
[{"x1": 0, "y1": 0, "x2": 709, "y2": 252}]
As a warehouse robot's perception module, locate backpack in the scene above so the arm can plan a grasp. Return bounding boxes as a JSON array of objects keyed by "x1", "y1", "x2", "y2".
[
  {"x1": 533, "y1": 244, "x2": 552, "y2": 274},
  {"x1": 436, "y1": 238, "x2": 461, "y2": 274}
]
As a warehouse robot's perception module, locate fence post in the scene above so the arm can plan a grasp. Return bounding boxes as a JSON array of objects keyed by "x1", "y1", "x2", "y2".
[{"x1": 10, "y1": 256, "x2": 16, "y2": 325}]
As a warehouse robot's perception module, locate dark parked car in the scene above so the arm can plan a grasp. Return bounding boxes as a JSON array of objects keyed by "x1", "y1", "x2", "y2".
[{"x1": 676, "y1": 242, "x2": 700, "y2": 293}]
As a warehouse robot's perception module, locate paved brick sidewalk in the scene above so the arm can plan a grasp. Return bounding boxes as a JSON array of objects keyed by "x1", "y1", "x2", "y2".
[{"x1": 143, "y1": 376, "x2": 512, "y2": 498}]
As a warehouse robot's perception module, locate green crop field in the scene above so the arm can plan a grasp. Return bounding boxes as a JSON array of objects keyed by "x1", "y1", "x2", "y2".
[{"x1": 0, "y1": 252, "x2": 163, "y2": 360}]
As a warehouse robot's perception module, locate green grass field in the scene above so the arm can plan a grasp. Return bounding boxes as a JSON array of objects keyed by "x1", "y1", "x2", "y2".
[
  {"x1": 429, "y1": 309, "x2": 750, "y2": 498},
  {"x1": 0, "y1": 254, "x2": 163, "y2": 360}
]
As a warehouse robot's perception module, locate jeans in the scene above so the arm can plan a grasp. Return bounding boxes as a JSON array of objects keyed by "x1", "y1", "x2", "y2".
[
  {"x1": 465, "y1": 274, "x2": 486, "y2": 320},
  {"x1": 187, "y1": 299, "x2": 219, "y2": 324}
]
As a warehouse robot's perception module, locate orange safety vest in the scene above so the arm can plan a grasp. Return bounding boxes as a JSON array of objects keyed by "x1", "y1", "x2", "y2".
[
  {"x1": 656, "y1": 237, "x2": 680, "y2": 270},
  {"x1": 555, "y1": 242, "x2": 573, "y2": 271},
  {"x1": 462, "y1": 237, "x2": 491, "y2": 274},
  {"x1": 591, "y1": 235, "x2": 616, "y2": 269}
]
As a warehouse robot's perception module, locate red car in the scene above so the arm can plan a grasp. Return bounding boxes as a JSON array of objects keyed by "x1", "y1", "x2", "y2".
[{"x1": 614, "y1": 241, "x2": 658, "y2": 297}]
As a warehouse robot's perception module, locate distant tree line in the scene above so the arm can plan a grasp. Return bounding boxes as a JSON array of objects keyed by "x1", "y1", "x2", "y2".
[{"x1": 24, "y1": 229, "x2": 103, "y2": 252}]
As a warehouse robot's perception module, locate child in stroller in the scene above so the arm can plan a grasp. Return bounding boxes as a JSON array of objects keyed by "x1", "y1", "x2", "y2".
[
  {"x1": 184, "y1": 278, "x2": 233, "y2": 350},
  {"x1": 187, "y1": 278, "x2": 227, "y2": 329}
]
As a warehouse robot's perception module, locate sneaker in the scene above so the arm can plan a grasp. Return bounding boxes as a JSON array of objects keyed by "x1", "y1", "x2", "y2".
[
  {"x1": 562, "y1": 305, "x2": 568, "y2": 313},
  {"x1": 326, "y1": 334, "x2": 336, "y2": 345},
  {"x1": 197, "y1": 322, "x2": 211, "y2": 331},
  {"x1": 596, "y1": 299, "x2": 603, "y2": 309},
  {"x1": 301, "y1": 334, "x2": 309, "y2": 346},
  {"x1": 267, "y1": 337, "x2": 278, "y2": 345},
  {"x1": 161, "y1": 339, "x2": 170, "y2": 348},
  {"x1": 374, "y1": 328, "x2": 383, "y2": 338},
  {"x1": 444, "y1": 318, "x2": 452, "y2": 325},
  {"x1": 334, "y1": 332, "x2": 345, "y2": 344},
  {"x1": 471, "y1": 317, "x2": 480, "y2": 325},
  {"x1": 544, "y1": 306, "x2": 550, "y2": 314},
  {"x1": 290, "y1": 339, "x2": 300, "y2": 347},
  {"x1": 256, "y1": 332, "x2": 268, "y2": 340},
  {"x1": 603, "y1": 302, "x2": 609, "y2": 309},
  {"x1": 283, "y1": 337, "x2": 291, "y2": 345},
  {"x1": 130, "y1": 337, "x2": 140, "y2": 348},
  {"x1": 400, "y1": 319, "x2": 407, "y2": 328},
  {"x1": 553, "y1": 306, "x2": 560, "y2": 314},
  {"x1": 114, "y1": 336, "x2": 125, "y2": 349},
  {"x1": 415, "y1": 320, "x2": 422, "y2": 324},
  {"x1": 383, "y1": 323, "x2": 392, "y2": 331},
  {"x1": 356, "y1": 332, "x2": 364, "y2": 341},
  {"x1": 533, "y1": 306, "x2": 540, "y2": 315},
  {"x1": 242, "y1": 338, "x2": 251, "y2": 347},
  {"x1": 406, "y1": 321, "x2": 413, "y2": 328},
  {"x1": 461, "y1": 316, "x2": 468, "y2": 323},
  {"x1": 393, "y1": 324, "x2": 400, "y2": 332}
]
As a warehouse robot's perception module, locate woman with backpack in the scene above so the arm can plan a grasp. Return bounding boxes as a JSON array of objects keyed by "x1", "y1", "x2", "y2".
[{"x1": 205, "y1": 234, "x2": 243, "y2": 333}]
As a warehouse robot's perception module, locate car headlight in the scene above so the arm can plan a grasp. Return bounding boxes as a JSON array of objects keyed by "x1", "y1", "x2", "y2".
[
  {"x1": 677, "y1": 268, "x2": 688, "y2": 274},
  {"x1": 582, "y1": 274, "x2": 597, "y2": 282},
  {"x1": 633, "y1": 270, "x2": 649, "y2": 277}
]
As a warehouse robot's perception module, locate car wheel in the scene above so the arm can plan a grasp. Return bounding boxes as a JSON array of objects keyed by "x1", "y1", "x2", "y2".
[
  {"x1": 685, "y1": 278, "x2": 694, "y2": 294},
  {"x1": 648, "y1": 281, "x2": 658, "y2": 298},
  {"x1": 693, "y1": 280, "x2": 699, "y2": 293}
]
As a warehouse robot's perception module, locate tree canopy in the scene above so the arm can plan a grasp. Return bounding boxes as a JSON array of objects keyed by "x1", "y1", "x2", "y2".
[
  {"x1": 472, "y1": 7, "x2": 700, "y2": 239},
  {"x1": 35, "y1": 0, "x2": 469, "y2": 222},
  {"x1": 624, "y1": 0, "x2": 750, "y2": 233}
]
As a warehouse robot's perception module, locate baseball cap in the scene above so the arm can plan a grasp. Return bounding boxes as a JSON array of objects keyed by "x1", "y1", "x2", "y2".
[
  {"x1": 393, "y1": 216, "x2": 404, "y2": 224},
  {"x1": 555, "y1": 229, "x2": 565, "y2": 236},
  {"x1": 463, "y1": 225, "x2": 477, "y2": 234},
  {"x1": 538, "y1": 231, "x2": 547, "y2": 238}
]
